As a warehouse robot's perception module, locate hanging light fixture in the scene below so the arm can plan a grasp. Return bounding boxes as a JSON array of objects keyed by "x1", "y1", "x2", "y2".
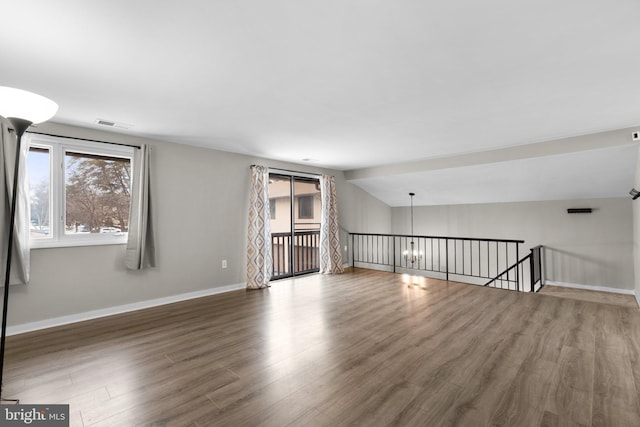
[
  {"x1": 0, "y1": 86, "x2": 58, "y2": 401},
  {"x1": 403, "y1": 192, "x2": 422, "y2": 266}
]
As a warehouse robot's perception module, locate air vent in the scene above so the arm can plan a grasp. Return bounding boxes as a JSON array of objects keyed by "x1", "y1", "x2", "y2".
[{"x1": 95, "y1": 119, "x2": 131, "y2": 129}]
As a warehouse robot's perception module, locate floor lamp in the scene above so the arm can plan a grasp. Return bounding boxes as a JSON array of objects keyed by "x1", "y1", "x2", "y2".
[{"x1": 0, "y1": 87, "x2": 57, "y2": 400}]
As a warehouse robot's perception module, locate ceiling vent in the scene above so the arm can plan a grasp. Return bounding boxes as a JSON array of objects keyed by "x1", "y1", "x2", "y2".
[
  {"x1": 96, "y1": 119, "x2": 115, "y2": 127},
  {"x1": 95, "y1": 119, "x2": 131, "y2": 129}
]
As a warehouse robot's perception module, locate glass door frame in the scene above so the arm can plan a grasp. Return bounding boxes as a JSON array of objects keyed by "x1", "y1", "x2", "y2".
[{"x1": 269, "y1": 171, "x2": 321, "y2": 280}]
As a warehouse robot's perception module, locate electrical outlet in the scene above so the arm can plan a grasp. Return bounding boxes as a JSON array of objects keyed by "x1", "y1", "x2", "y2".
[{"x1": 221, "y1": 260, "x2": 227, "y2": 269}]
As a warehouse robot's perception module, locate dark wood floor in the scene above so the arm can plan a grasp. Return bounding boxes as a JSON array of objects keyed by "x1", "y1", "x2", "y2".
[{"x1": 4, "y1": 268, "x2": 640, "y2": 426}]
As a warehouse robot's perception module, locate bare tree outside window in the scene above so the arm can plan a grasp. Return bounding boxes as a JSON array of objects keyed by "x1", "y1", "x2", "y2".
[
  {"x1": 27, "y1": 147, "x2": 51, "y2": 238},
  {"x1": 65, "y1": 152, "x2": 131, "y2": 234}
]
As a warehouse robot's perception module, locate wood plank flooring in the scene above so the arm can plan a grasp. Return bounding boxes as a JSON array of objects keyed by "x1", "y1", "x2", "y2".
[
  {"x1": 539, "y1": 284, "x2": 639, "y2": 309},
  {"x1": 4, "y1": 268, "x2": 640, "y2": 426}
]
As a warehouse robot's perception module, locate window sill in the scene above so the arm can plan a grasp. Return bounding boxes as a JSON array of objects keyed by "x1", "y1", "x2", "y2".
[{"x1": 30, "y1": 237, "x2": 127, "y2": 249}]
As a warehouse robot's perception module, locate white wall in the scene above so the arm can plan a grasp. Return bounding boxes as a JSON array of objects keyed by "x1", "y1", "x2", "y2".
[
  {"x1": 7, "y1": 123, "x2": 391, "y2": 328},
  {"x1": 392, "y1": 198, "x2": 634, "y2": 290}
]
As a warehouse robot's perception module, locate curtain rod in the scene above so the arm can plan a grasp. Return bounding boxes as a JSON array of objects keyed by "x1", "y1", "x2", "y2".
[
  {"x1": 250, "y1": 164, "x2": 325, "y2": 177},
  {"x1": 26, "y1": 131, "x2": 141, "y2": 149}
]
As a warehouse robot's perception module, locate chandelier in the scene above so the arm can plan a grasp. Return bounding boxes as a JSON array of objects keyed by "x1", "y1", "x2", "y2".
[{"x1": 403, "y1": 192, "x2": 423, "y2": 266}]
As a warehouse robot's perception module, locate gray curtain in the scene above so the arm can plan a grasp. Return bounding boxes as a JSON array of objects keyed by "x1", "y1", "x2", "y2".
[
  {"x1": 319, "y1": 175, "x2": 343, "y2": 274},
  {"x1": 246, "y1": 165, "x2": 272, "y2": 289},
  {"x1": 125, "y1": 144, "x2": 156, "y2": 270},
  {"x1": 0, "y1": 117, "x2": 30, "y2": 284}
]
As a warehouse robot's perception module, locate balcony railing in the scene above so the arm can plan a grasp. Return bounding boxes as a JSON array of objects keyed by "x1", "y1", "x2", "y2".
[
  {"x1": 485, "y1": 245, "x2": 544, "y2": 292},
  {"x1": 350, "y1": 233, "x2": 544, "y2": 292},
  {"x1": 272, "y1": 230, "x2": 320, "y2": 279}
]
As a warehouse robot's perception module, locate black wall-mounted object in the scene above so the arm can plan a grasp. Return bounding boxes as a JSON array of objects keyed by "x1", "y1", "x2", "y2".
[
  {"x1": 630, "y1": 189, "x2": 640, "y2": 200},
  {"x1": 567, "y1": 208, "x2": 592, "y2": 214}
]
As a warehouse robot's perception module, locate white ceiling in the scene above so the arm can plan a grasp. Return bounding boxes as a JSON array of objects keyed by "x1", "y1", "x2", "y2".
[
  {"x1": 1, "y1": 0, "x2": 639, "y2": 205},
  {"x1": 351, "y1": 145, "x2": 639, "y2": 206}
]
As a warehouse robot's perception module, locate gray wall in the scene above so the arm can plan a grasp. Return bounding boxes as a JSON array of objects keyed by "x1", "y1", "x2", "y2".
[
  {"x1": 634, "y1": 148, "x2": 640, "y2": 298},
  {"x1": 8, "y1": 123, "x2": 391, "y2": 327},
  {"x1": 392, "y1": 198, "x2": 634, "y2": 290}
]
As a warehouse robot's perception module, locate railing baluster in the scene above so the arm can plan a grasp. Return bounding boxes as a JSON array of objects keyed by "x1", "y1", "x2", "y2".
[
  {"x1": 363, "y1": 235, "x2": 367, "y2": 264},
  {"x1": 373, "y1": 235, "x2": 377, "y2": 265},
  {"x1": 393, "y1": 236, "x2": 396, "y2": 273},
  {"x1": 515, "y1": 244, "x2": 520, "y2": 291},
  {"x1": 454, "y1": 240, "x2": 457, "y2": 274},
  {"x1": 470, "y1": 240, "x2": 473, "y2": 277},
  {"x1": 474, "y1": 240, "x2": 478, "y2": 277},
  {"x1": 352, "y1": 234, "x2": 356, "y2": 268},
  {"x1": 430, "y1": 238, "x2": 433, "y2": 271},
  {"x1": 445, "y1": 239, "x2": 449, "y2": 281},
  {"x1": 278, "y1": 235, "x2": 281, "y2": 276},
  {"x1": 530, "y1": 249, "x2": 535, "y2": 292},
  {"x1": 304, "y1": 233, "x2": 307, "y2": 271},
  {"x1": 486, "y1": 241, "x2": 489, "y2": 278},
  {"x1": 496, "y1": 243, "x2": 500, "y2": 288},
  {"x1": 462, "y1": 240, "x2": 466, "y2": 276},
  {"x1": 403, "y1": 236, "x2": 407, "y2": 268},
  {"x1": 504, "y1": 242, "x2": 508, "y2": 289},
  {"x1": 382, "y1": 236, "x2": 386, "y2": 265}
]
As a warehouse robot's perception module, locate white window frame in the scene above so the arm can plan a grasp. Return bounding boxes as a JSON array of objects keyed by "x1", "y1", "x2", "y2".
[{"x1": 26, "y1": 133, "x2": 135, "y2": 249}]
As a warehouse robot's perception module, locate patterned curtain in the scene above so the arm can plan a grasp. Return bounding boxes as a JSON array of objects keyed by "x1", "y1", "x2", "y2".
[
  {"x1": 246, "y1": 165, "x2": 272, "y2": 289},
  {"x1": 319, "y1": 175, "x2": 344, "y2": 274}
]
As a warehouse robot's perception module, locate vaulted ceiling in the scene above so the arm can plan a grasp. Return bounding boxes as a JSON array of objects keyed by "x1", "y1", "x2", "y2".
[{"x1": 2, "y1": 0, "x2": 639, "y2": 205}]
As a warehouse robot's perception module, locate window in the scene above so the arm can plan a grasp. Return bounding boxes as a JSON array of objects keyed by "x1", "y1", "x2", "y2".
[
  {"x1": 298, "y1": 195, "x2": 314, "y2": 219},
  {"x1": 26, "y1": 134, "x2": 134, "y2": 248},
  {"x1": 27, "y1": 147, "x2": 50, "y2": 239},
  {"x1": 269, "y1": 198, "x2": 276, "y2": 219}
]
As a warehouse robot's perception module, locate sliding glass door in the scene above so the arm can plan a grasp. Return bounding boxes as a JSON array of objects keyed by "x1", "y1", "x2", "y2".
[{"x1": 268, "y1": 173, "x2": 321, "y2": 279}]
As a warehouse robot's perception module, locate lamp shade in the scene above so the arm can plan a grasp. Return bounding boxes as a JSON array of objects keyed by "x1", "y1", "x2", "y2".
[{"x1": 0, "y1": 86, "x2": 58, "y2": 124}]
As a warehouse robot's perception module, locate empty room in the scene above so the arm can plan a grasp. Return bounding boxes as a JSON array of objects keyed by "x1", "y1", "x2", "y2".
[{"x1": 1, "y1": 1, "x2": 640, "y2": 426}]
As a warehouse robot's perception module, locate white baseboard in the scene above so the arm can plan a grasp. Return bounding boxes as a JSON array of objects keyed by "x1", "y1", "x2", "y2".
[
  {"x1": 544, "y1": 281, "x2": 635, "y2": 295},
  {"x1": 636, "y1": 292, "x2": 640, "y2": 308},
  {"x1": 7, "y1": 282, "x2": 246, "y2": 336}
]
